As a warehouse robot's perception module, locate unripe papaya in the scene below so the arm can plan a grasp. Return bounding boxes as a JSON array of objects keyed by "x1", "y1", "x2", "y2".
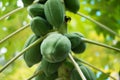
[
  {"x1": 40, "y1": 58, "x2": 62, "y2": 76},
  {"x1": 30, "y1": 16, "x2": 52, "y2": 36},
  {"x1": 65, "y1": 32, "x2": 86, "y2": 53},
  {"x1": 27, "y1": 3, "x2": 45, "y2": 18},
  {"x1": 22, "y1": 0, "x2": 34, "y2": 7},
  {"x1": 23, "y1": 34, "x2": 42, "y2": 67},
  {"x1": 70, "y1": 65, "x2": 96, "y2": 80},
  {"x1": 64, "y1": 0, "x2": 80, "y2": 13},
  {"x1": 41, "y1": 32, "x2": 71, "y2": 63},
  {"x1": 72, "y1": 42, "x2": 86, "y2": 53},
  {"x1": 44, "y1": 0, "x2": 65, "y2": 28},
  {"x1": 35, "y1": 65, "x2": 58, "y2": 80}
]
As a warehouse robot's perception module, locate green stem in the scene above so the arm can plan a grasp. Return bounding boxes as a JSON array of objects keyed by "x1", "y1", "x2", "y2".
[
  {"x1": 69, "y1": 53, "x2": 87, "y2": 80},
  {"x1": 73, "y1": 57, "x2": 117, "y2": 80},
  {"x1": 81, "y1": 38, "x2": 120, "y2": 52},
  {"x1": 0, "y1": 7, "x2": 23, "y2": 21},
  {"x1": 77, "y1": 12, "x2": 120, "y2": 38},
  {"x1": 0, "y1": 24, "x2": 30, "y2": 44},
  {"x1": 0, "y1": 36, "x2": 46, "y2": 73}
]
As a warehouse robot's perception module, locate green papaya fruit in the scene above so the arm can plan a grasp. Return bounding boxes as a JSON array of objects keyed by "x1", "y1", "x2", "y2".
[
  {"x1": 65, "y1": 32, "x2": 86, "y2": 53},
  {"x1": 23, "y1": 34, "x2": 42, "y2": 67},
  {"x1": 41, "y1": 32, "x2": 71, "y2": 63},
  {"x1": 22, "y1": 0, "x2": 34, "y2": 7},
  {"x1": 39, "y1": 58, "x2": 62, "y2": 76},
  {"x1": 64, "y1": 0, "x2": 80, "y2": 13},
  {"x1": 44, "y1": 0, "x2": 65, "y2": 28},
  {"x1": 72, "y1": 42, "x2": 86, "y2": 53},
  {"x1": 35, "y1": 65, "x2": 58, "y2": 80},
  {"x1": 30, "y1": 16, "x2": 52, "y2": 36},
  {"x1": 70, "y1": 65, "x2": 96, "y2": 80},
  {"x1": 27, "y1": 3, "x2": 45, "y2": 18}
]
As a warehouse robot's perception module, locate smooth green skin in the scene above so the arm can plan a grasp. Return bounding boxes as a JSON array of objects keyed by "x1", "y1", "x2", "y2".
[
  {"x1": 44, "y1": 0, "x2": 65, "y2": 28},
  {"x1": 27, "y1": 3, "x2": 45, "y2": 18},
  {"x1": 65, "y1": 32, "x2": 86, "y2": 54},
  {"x1": 72, "y1": 42, "x2": 86, "y2": 53},
  {"x1": 70, "y1": 65, "x2": 96, "y2": 80},
  {"x1": 22, "y1": 0, "x2": 34, "y2": 7},
  {"x1": 64, "y1": 0, "x2": 80, "y2": 13},
  {"x1": 41, "y1": 33, "x2": 71, "y2": 63},
  {"x1": 35, "y1": 65, "x2": 58, "y2": 80},
  {"x1": 40, "y1": 58, "x2": 62, "y2": 76},
  {"x1": 30, "y1": 16, "x2": 52, "y2": 36},
  {"x1": 23, "y1": 34, "x2": 42, "y2": 67}
]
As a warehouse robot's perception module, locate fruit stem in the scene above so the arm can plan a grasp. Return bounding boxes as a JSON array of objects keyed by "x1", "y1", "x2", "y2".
[
  {"x1": 0, "y1": 24, "x2": 30, "y2": 44},
  {"x1": 77, "y1": 12, "x2": 120, "y2": 38},
  {"x1": 69, "y1": 53, "x2": 87, "y2": 80},
  {"x1": 0, "y1": 36, "x2": 46, "y2": 73},
  {"x1": 82, "y1": 38, "x2": 120, "y2": 52},
  {"x1": 73, "y1": 57, "x2": 117, "y2": 80},
  {"x1": 0, "y1": 7, "x2": 23, "y2": 21}
]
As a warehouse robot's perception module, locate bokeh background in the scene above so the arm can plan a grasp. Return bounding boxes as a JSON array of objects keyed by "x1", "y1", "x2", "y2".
[{"x1": 0, "y1": 0, "x2": 120, "y2": 80}]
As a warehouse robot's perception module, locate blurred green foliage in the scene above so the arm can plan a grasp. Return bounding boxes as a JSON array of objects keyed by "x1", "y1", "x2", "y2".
[{"x1": 0, "y1": 0, "x2": 120, "y2": 80}]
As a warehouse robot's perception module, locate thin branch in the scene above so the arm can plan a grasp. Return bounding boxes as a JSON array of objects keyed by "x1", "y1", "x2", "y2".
[
  {"x1": 0, "y1": 24, "x2": 30, "y2": 44},
  {"x1": 73, "y1": 57, "x2": 117, "y2": 80},
  {"x1": 27, "y1": 71, "x2": 43, "y2": 80},
  {"x1": 81, "y1": 38, "x2": 120, "y2": 52},
  {"x1": 0, "y1": 7, "x2": 23, "y2": 21},
  {"x1": 0, "y1": 36, "x2": 46, "y2": 73},
  {"x1": 77, "y1": 12, "x2": 120, "y2": 38},
  {"x1": 68, "y1": 53, "x2": 87, "y2": 80}
]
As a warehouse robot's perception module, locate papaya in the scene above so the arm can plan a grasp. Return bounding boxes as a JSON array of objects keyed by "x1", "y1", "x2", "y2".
[
  {"x1": 22, "y1": 0, "x2": 34, "y2": 7},
  {"x1": 64, "y1": 0, "x2": 80, "y2": 13},
  {"x1": 65, "y1": 32, "x2": 86, "y2": 53},
  {"x1": 27, "y1": 3, "x2": 45, "y2": 18},
  {"x1": 35, "y1": 65, "x2": 58, "y2": 80},
  {"x1": 30, "y1": 16, "x2": 52, "y2": 36},
  {"x1": 39, "y1": 58, "x2": 62, "y2": 76},
  {"x1": 41, "y1": 32, "x2": 71, "y2": 63},
  {"x1": 44, "y1": 0, "x2": 65, "y2": 28},
  {"x1": 23, "y1": 34, "x2": 42, "y2": 67},
  {"x1": 70, "y1": 65, "x2": 96, "y2": 80},
  {"x1": 72, "y1": 42, "x2": 86, "y2": 53}
]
